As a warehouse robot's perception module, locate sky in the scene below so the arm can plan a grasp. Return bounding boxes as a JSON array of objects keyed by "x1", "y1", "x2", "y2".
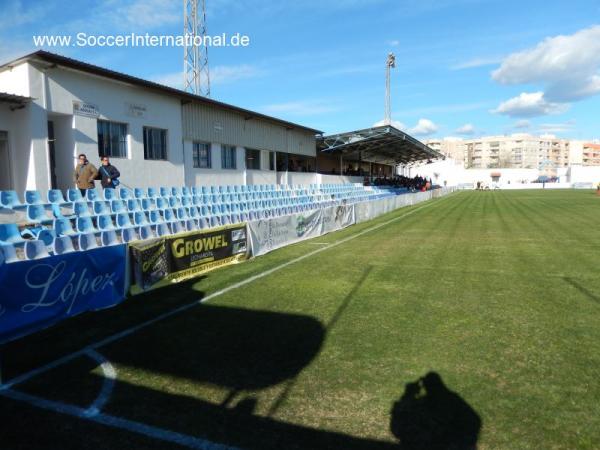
[{"x1": 0, "y1": 0, "x2": 599, "y2": 140}]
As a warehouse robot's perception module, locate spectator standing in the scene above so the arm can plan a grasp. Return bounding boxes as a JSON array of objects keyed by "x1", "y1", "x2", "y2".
[
  {"x1": 97, "y1": 156, "x2": 121, "y2": 189},
  {"x1": 73, "y1": 153, "x2": 98, "y2": 197}
]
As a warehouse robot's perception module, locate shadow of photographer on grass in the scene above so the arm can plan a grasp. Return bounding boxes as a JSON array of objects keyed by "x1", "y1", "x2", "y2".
[{"x1": 390, "y1": 372, "x2": 481, "y2": 450}]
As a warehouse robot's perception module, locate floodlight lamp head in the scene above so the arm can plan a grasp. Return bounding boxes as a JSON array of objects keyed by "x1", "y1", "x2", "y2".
[{"x1": 387, "y1": 52, "x2": 396, "y2": 68}]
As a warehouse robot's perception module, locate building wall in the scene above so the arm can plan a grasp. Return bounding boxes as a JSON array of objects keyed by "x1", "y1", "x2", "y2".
[
  {"x1": 182, "y1": 102, "x2": 316, "y2": 157},
  {"x1": 37, "y1": 64, "x2": 185, "y2": 190}
]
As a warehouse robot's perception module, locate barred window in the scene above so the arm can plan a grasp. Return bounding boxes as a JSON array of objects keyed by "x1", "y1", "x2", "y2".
[
  {"x1": 97, "y1": 120, "x2": 127, "y2": 158},
  {"x1": 221, "y1": 145, "x2": 236, "y2": 169},
  {"x1": 193, "y1": 142, "x2": 211, "y2": 168},
  {"x1": 143, "y1": 127, "x2": 167, "y2": 160}
]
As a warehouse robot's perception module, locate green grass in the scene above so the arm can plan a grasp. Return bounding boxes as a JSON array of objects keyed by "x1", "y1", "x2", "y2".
[{"x1": 2, "y1": 190, "x2": 600, "y2": 450}]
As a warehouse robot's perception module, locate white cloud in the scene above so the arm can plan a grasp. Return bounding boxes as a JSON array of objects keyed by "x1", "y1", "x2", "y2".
[
  {"x1": 261, "y1": 100, "x2": 339, "y2": 116},
  {"x1": 408, "y1": 118, "x2": 438, "y2": 136},
  {"x1": 110, "y1": 0, "x2": 180, "y2": 29},
  {"x1": 373, "y1": 119, "x2": 406, "y2": 129},
  {"x1": 152, "y1": 64, "x2": 263, "y2": 90},
  {"x1": 388, "y1": 40, "x2": 400, "y2": 47},
  {"x1": 456, "y1": 123, "x2": 475, "y2": 135},
  {"x1": 538, "y1": 119, "x2": 576, "y2": 134},
  {"x1": 451, "y1": 56, "x2": 504, "y2": 70},
  {"x1": 513, "y1": 119, "x2": 531, "y2": 129},
  {"x1": 492, "y1": 25, "x2": 600, "y2": 103},
  {"x1": 492, "y1": 92, "x2": 568, "y2": 117}
]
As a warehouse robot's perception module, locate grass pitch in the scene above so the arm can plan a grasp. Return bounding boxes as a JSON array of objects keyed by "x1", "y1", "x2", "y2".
[{"x1": 1, "y1": 189, "x2": 600, "y2": 450}]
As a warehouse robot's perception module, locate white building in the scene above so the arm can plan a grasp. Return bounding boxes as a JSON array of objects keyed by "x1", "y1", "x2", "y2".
[{"x1": 0, "y1": 51, "x2": 321, "y2": 194}]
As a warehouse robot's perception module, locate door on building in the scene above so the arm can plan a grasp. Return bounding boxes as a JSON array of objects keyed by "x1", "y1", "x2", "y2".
[
  {"x1": 47, "y1": 121, "x2": 58, "y2": 189},
  {"x1": 0, "y1": 131, "x2": 12, "y2": 191}
]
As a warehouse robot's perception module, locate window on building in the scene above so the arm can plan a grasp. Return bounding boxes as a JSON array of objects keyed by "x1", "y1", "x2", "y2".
[
  {"x1": 269, "y1": 151, "x2": 275, "y2": 171},
  {"x1": 245, "y1": 148, "x2": 261, "y2": 170},
  {"x1": 193, "y1": 142, "x2": 211, "y2": 168},
  {"x1": 143, "y1": 127, "x2": 168, "y2": 160},
  {"x1": 221, "y1": 145, "x2": 237, "y2": 169},
  {"x1": 97, "y1": 120, "x2": 127, "y2": 158}
]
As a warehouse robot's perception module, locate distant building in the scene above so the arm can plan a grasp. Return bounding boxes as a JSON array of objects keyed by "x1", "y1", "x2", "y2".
[{"x1": 425, "y1": 134, "x2": 574, "y2": 169}]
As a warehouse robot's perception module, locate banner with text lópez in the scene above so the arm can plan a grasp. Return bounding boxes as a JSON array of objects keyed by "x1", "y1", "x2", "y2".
[
  {"x1": 248, "y1": 204, "x2": 355, "y2": 257},
  {"x1": 0, "y1": 244, "x2": 127, "y2": 344},
  {"x1": 129, "y1": 224, "x2": 249, "y2": 294}
]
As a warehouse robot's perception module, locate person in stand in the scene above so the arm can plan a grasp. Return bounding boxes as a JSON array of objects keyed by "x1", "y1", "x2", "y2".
[
  {"x1": 73, "y1": 153, "x2": 98, "y2": 197},
  {"x1": 96, "y1": 155, "x2": 121, "y2": 189}
]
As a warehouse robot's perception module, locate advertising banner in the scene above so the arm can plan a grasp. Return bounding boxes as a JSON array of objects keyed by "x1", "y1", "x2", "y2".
[
  {"x1": 248, "y1": 205, "x2": 356, "y2": 257},
  {"x1": 130, "y1": 224, "x2": 248, "y2": 293},
  {"x1": 0, "y1": 244, "x2": 127, "y2": 344}
]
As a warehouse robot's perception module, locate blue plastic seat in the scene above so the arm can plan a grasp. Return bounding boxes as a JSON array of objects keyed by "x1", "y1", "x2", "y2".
[
  {"x1": 187, "y1": 206, "x2": 199, "y2": 218},
  {"x1": 175, "y1": 207, "x2": 189, "y2": 220},
  {"x1": 119, "y1": 188, "x2": 133, "y2": 200},
  {"x1": 27, "y1": 205, "x2": 52, "y2": 223},
  {"x1": 0, "y1": 223, "x2": 26, "y2": 245},
  {"x1": 231, "y1": 213, "x2": 241, "y2": 223},
  {"x1": 141, "y1": 198, "x2": 156, "y2": 211},
  {"x1": 134, "y1": 188, "x2": 146, "y2": 199},
  {"x1": 0, "y1": 190, "x2": 23, "y2": 208},
  {"x1": 240, "y1": 212, "x2": 249, "y2": 222},
  {"x1": 76, "y1": 217, "x2": 96, "y2": 233},
  {"x1": 127, "y1": 199, "x2": 142, "y2": 212},
  {"x1": 110, "y1": 199, "x2": 126, "y2": 214},
  {"x1": 37, "y1": 229, "x2": 56, "y2": 246},
  {"x1": 73, "y1": 202, "x2": 91, "y2": 218},
  {"x1": 154, "y1": 222, "x2": 171, "y2": 237},
  {"x1": 47, "y1": 189, "x2": 66, "y2": 204},
  {"x1": 209, "y1": 216, "x2": 220, "y2": 228},
  {"x1": 148, "y1": 210, "x2": 164, "y2": 224},
  {"x1": 200, "y1": 205, "x2": 209, "y2": 216},
  {"x1": 168, "y1": 197, "x2": 181, "y2": 208},
  {"x1": 138, "y1": 225, "x2": 154, "y2": 240},
  {"x1": 197, "y1": 217, "x2": 209, "y2": 229},
  {"x1": 102, "y1": 188, "x2": 117, "y2": 201},
  {"x1": 156, "y1": 197, "x2": 169, "y2": 210},
  {"x1": 53, "y1": 218, "x2": 76, "y2": 236},
  {"x1": 163, "y1": 209, "x2": 175, "y2": 222},
  {"x1": 0, "y1": 243, "x2": 19, "y2": 263},
  {"x1": 121, "y1": 227, "x2": 139, "y2": 243},
  {"x1": 86, "y1": 188, "x2": 100, "y2": 202},
  {"x1": 24, "y1": 240, "x2": 49, "y2": 260},
  {"x1": 181, "y1": 197, "x2": 191, "y2": 207},
  {"x1": 185, "y1": 219, "x2": 198, "y2": 231},
  {"x1": 147, "y1": 187, "x2": 158, "y2": 199},
  {"x1": 78, "y1": 232, "x2": 98, "y2": 251},
  {"x1": 182, "y1": 187, "x2": 192, "y2": 197},
  {"x1": 169, "y1": 221, "x2": 186, "y2": 235},
  {"x1": 53, "y1": 236, "x2": 76, "y2": 255},
  {"x1": 24, "y1": 190, "x2": 44, "y2": 205},
  {"x1": 93, "y1": 201, "x2": 110, "y2": 215},
  {"x1": 101, "y1": 230, "x2": 119, "y2": 246},
  {"x1": 221, "y1": 215, "x2": 231, "y2": 225},
  {"x1": 159, "y1": 187, "x2": 170, "y2": 198},
  {"x1": 133, "y1": 211, "x2": 149, "y2": 226},
  {"x1": 97, "y1": 214, "x2": 116, "y2": 231},
  {"x1": 248, "y1": 211, "x2": 257, "y2": 221}
]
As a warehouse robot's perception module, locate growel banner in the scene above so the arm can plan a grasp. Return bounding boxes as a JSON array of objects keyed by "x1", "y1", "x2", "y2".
[
  {"x1": 249, "y1": 204, "x2": 356, "y2": 257},
  {"x1": 0, "y1": 244, "x2": 127, "y2": 344},
  {"x1": 130, "y1": 223, "x2": 249, "y2": 293}
]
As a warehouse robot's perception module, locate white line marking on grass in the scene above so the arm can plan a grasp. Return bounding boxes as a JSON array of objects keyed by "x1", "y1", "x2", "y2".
[
  {"x1": 1, "y1": 194, "x2": 451, "y2": 391},
  {"x1": 84, "y1": 350, "x2": 117, "y2": 417},
  {"x1": 0, "y1": 389, "x2": 241, "y2": 450},
  {"x1": 306, "y1": 242, "x2": 330, "y2": 245}
]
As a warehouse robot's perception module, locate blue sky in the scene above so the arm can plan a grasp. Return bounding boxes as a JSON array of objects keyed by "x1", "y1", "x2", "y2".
[{"x1": 0, "y1": 0, "x2": 599, "y2": 139}]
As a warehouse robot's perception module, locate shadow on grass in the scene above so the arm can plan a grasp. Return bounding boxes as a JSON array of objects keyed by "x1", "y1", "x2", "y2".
[
  {"x1": 390, "y1": 372, "x2": 481, "y2": 450},
  {"x1": 564, "y1": 277, "x2": 600, "y2": 304}
]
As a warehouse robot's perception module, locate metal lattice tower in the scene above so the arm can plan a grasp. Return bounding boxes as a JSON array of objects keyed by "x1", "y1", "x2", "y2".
[
  {"x1": 384, "y1": 52, "x2": 396, "y2": 125},
  {"x1": 184, "y1": 0, "x2": 210, "y2": 96}
]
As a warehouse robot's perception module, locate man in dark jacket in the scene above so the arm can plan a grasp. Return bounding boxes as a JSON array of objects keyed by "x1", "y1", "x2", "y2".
[{"x1": 97, "y1": 156, "x2": 121, "y2": 189}]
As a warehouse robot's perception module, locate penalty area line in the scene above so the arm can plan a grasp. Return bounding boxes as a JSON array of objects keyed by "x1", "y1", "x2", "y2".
[{"x1": 1, "y1": 193, "x2": 452, "y2": 391}]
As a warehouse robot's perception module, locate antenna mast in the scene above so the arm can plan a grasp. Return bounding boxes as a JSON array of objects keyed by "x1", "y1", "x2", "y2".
[
  {"x1": 184, "y1": 0, "x2": 210, "y2": 96},
  {"x1": 385, "y1": 52, "x2": 396, "y2": 125}
]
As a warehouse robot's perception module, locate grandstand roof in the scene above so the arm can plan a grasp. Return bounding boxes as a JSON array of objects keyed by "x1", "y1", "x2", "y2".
[
  {"x1": 317, "y1": 125, "x2": 444, "y2": 165},
  {"x1": 0, "y1": 51, "x2": 321, "y2": 134},
  {"x1": 0, "y1": 92, "x2": 32, "y2": 106}
]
